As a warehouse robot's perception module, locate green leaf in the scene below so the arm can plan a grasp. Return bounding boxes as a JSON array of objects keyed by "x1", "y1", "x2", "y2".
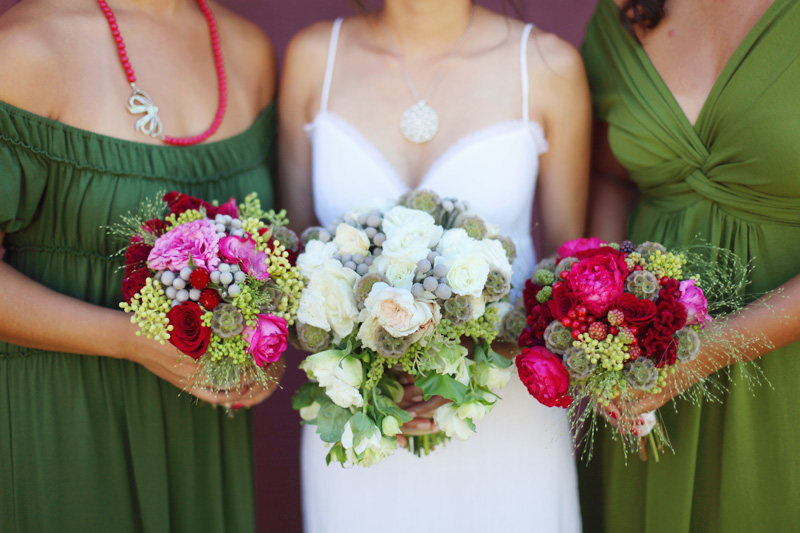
[
  {"x1": 326, "y1": 443, "x2": 348, "y2": 466},
  {"x1": 292, "y1": 382, "x2": 321, "y2": 410},
  {"x1": 474, "y1": 339, "x2": 513, "y2": 369},
  {"x1": 375, "y1": 395, "x2": 414, "y2": 423},
  {"x1": 378, "y1": 375, "x2": 404, "y2": 404},
  {"x1": 485, "y1": 344, "x2": 513, "y2": 369},
  {"x1": 416, "y1": 374, "x2": 469, "y2": 404},
  {"x1": 347, "y1": 412, "x2": 375, "y2": 446},
  {"x1": 316, "y1": 402, "x2": 352, "y2": 443}
]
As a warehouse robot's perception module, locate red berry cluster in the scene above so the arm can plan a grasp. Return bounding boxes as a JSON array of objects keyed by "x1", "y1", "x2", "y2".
[
  {"x1": 199, "y1": 288, "x2": 221, "y2": 310},
  {"x1": 190, "y1": 268, "x2": 211, "y2": 290}
]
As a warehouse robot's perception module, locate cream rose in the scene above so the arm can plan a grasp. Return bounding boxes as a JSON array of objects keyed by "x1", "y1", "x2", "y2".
[
  {"x1": 478, "y1": 238, "x2": 513, "y2": 278},
  {"x1": 371, "y1": 255, "x2": 417, "y2": 290},
  {"x1": 296, "y1": 259, "x2": 360, "y2": 340},
  {"x1": 333, "y1": 223, "x2": 370, "y2": 256},
  {"x1": 297, "y1": 240, "x2": 338, "y2": 279},
  {"x1": 436, "y1": 228, "x2": 478, "y2": 260},
  {"x1": 362, "y1": 282, "x2": 435, "y2": 337},
  {"x1": 381, "y1": 206, "x2": 443, "y2": 263},
  {"x1": 446, "y1": 255, "x2": 491, "y2": 297}
]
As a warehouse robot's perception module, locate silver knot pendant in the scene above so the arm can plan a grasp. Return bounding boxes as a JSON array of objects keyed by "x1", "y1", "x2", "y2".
[
  {"x1": 400, "y1": 101, "x2": 439, "y2": 144},
  {"x1": 127, "y1": 84, "x2": 164, "y2": 139}
]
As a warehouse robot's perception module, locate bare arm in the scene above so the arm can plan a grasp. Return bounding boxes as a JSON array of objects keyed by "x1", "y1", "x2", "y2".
[
  {"x1": 277, "y1": 24, "x2": 330, "y2": 234},
  {"x1": 586, "y1": 122, "x2": 638, "y2": 242}
]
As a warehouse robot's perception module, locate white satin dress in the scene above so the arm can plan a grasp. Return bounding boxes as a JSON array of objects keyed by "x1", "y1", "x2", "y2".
[{"x1": 300, "y1": 19, "x2": 581, "y2": 533}]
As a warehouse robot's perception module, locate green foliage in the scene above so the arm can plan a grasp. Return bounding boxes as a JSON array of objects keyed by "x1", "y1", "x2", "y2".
[
  {"x1": 316, "y1": 401, "x2": 352, "y2": 443},
  {"x1": 416, "y1": 374, "x2": 469, "y2": 404}
]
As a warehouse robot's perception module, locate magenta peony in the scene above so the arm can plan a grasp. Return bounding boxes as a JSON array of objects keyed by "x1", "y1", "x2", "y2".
[
  {"x1": 516, "y1": 347, "x2": 572, "y2": 408},
  {"x1": 557, "y1": 237, "x2": 608, "y2": 260},
  {"x1": 218, "y1": 236, "x2": 271, "y2": 281},
  {"x1": 243, "y1": 314, "x2": 289, "y2": 366},
  {"x1": 147, "y1": 219, "x2": 220, "y2": 272},
  {"x1": 567, "y1": 252, "x2": 629, "y2": 316},
  {"x1": 678, "y1": 279, "x2": 712, "y2": 327}
]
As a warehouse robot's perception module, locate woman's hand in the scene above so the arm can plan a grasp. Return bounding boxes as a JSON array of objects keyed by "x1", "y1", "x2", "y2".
[{"x1": 396, "y1": 372, "x2": 447, "y2": 436}]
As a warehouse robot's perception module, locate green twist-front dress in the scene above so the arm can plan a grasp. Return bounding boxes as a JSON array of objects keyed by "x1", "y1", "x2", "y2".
[
  {"x1": 580, "y1": 0, "x2": 800, "y2": 531},
  {"x1": 0, "y1": 100, "x2": 275, "y2": 532}
]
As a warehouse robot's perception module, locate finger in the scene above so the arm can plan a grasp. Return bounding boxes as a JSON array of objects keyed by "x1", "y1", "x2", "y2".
[
  {"x1": 186, "y1": 386, "x2": 237, "y2": 406},
  {"x1": 402, "y1": 384, "x2": 424, "y2": 403},
  {"x1": 401, "y1": 419, "x2": 441, "y2": 436},
  {"x1": 404, "y1": 396, "x2": 450, "y2": 418},
  {"x1": 234, "y1": 384, "x2": 276, "y2": 408},
  {"x1": 396, "y1": 435, "x2": 408, "y2": 448}
]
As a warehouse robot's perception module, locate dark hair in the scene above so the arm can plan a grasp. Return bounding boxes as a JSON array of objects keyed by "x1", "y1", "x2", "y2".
[
  {"x1": 350, "y1": 1, "x2": 524, "y2": 20},
  {"x1": 619, "y1": 0, "x2": 667, "y2": 32}
]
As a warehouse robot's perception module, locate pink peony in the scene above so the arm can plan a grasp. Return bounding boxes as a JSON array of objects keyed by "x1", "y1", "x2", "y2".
[
  {"x1": 516, "y1": 347, "x2": 572, "y2": 408},
  {"x1": 558, "y1": 237, "x2": 608, "y2": 261},
  {"x1": 218, "y1": 236, "x2": 271, "y2": 281},
  {"x1": 567, "y1": 252, "x2": 629, "y2": 316},
  {"x1": 678, "y1": 279, "x2": 712, "y2": 327},
  {"x1": 243, "y1": 314, "x2": 289, "y2": 366},
  {"x1": 148, "y1": 219, "x2": 220, "y2": 272}
]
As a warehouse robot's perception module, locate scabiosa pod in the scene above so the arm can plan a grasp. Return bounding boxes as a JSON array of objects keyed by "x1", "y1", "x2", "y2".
[{"x1": 623, "y1": 357, "x2": 660, "y2": 391}]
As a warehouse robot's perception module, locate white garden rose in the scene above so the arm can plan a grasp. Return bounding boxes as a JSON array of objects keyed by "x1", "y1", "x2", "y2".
[
  {"x1": 325, "y1": 378, "x2": 364, "y2": 409},
  {"x1": 362, "y1": 282, "x2": 435, "y2": 337},
  {"x1": 446, "y1": 254, "x2": 490, "y2": 297},
  {"x1": 333, "y1": 223, "x2": 370, "y2": 256},
  {"x1": 436, "y1": 228, "x2": 478, "y2": 260},
  {"x1": 297, "y1": 240, "x2": 338, "y2": 279},
  {"x1": 434, "y1": 403, "x2": 474, "y2": 441},
  {"x1": 356, "y1": 314, "x2": 381, "y2": 352},
  {"x1": 478, "y1": 238, "x2": 513, "y2": 278},
  {"x1": 296, "y1": 259, "x2": 360, "y2": 340},
  {"x1": 341, "y1": 418, "x2": 382, "y2": 455},
  {"x1": 456, "y1": 401, "x2": 488, "y2": 422},
  {"x1": 299, "y1": 402, "x2": 321, "y2": 421},
  {"x1": 471, "y1": 296, "x2": 486, "y2": 321},
  {"x1": 636, "y1": 411, "x2": 657, "y2": 437},
  {"x1": 473, "y1": 361, "x2": 514, "y2": 390},
  {"x1": 381, "y1": 206, "x2": 443, "y2": 263},
  {"x1": 372, "y1": 255, "x2": 417, "y2": 290}
]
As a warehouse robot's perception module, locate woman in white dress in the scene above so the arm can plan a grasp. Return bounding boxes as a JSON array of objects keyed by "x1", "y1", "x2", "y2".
[{"x1": 279, "y1": 1, "x2": 590, "y2": 531}]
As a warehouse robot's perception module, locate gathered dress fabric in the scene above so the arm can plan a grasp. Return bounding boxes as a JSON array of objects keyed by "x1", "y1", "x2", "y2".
[
  {"x1": 300, "y1": 19, "x2": 581, "y2": 533},
  {"x1": 0, "y1": 100, "x2": 275, "y2": 532},
  {"x1": 579, "y1": 0, "x2": 800, "y2": 531}
]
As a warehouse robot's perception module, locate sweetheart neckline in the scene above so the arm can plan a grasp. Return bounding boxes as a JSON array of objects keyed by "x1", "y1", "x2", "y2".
[{"x1": 305, "y1": 111, "x2": 548, "y2": 192}]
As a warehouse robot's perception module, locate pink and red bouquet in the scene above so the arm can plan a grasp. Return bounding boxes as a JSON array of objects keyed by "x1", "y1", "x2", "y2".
[
  {"x1": 117, "y1": 191, "x2": 304, "y2": 392},
  {"x1": 516, "y1": 238, "x2": 712, "y2": 458}
]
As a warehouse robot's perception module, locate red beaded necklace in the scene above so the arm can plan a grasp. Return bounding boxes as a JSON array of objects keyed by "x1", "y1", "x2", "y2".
[{"x1": 97, "y1": 0, "x2": 227, "y2": 146}]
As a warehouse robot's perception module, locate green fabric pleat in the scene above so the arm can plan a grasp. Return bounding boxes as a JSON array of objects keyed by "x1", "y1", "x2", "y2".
[
  {"x1": 580, "y1": 1, "x2": 800, "y2": 531},
  {"x1": 0, "y1": 100, "x2": 276, "y2": 532}
]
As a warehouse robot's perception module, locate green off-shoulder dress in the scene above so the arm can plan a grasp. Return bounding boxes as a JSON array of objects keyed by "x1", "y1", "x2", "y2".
[
  {"x1": 0, "y1": 101, "x2": 275, "y2": 532},
  {"x1": 580, "y1": 0, "x2": 800, "y2": 531}
]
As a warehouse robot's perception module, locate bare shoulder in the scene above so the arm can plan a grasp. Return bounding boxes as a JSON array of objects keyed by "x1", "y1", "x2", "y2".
[
  {"x1": 285, "y1": 19, "x2": 339, "y2": 69},
  {"x1": 281, "y1": 19, "x2": 340, "y2": 115},
  {"x1": 0, "y1": 0, "x2": 82, "y2": 113},
  {"x1": 528, "y1": 28, "x2": 586, "y2": 84},
  {"x1": 210, "y1": 2, "x2": 276, "y2": 106}
]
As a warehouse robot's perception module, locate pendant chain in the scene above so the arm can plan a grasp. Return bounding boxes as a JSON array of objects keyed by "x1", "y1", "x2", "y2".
[{"x1": 379, "y1": 6, "x2": 476, "y2": 105}]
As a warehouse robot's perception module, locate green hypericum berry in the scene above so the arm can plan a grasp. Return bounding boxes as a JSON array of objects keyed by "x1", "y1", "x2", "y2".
[
  {"x1": 499, "y1": 307, "x2": 527, "y2": 343},
  {"x1": 544, "y1": 320, "x2": 572, "y2": 355},
  {"x1": 443, "y1": 294, "x2": 473, "y2": 326},
  {"x1": 564, "y1": 346, "x2": 596, "y2": 380},
  {"x1": 626, "y1": 270, "x2": 660, "y2": 300},
  {"x1": 296, "y1": 321, "x2": 332, "y2": 353},
  {"x1": 623, "y1": 358, "x2": 660, "y2": 391},
  {"x1": 588, "y1": 321, "x2": 608, "y2": 341},
  {"x1": 375, "y1": 327, "x2": 413, "y2": 359},
  {"x1": 496, "y1": 235, "x2": 517, "y2": 263},
  {"x1": 536, "y1": 285, "x2": 553, "y2": 303},
  {"x1": 534, "y1": 269, "x2": 555, "y2": 286},
  {"x1": 532, "y1": 257, "x2": 556, "y2": 278},
  {"x1": 402, "y1": 189, "x2": 443, "y2": 220},
  {"x1": 210, "y1": 303, "x2": 245, "y2": 339},
  {"x1": 617, "y1": 327, "x2": 636, "y2": 344},
  {"x1": 454, "y1": 214, "x2": 488, "y2": 240},
  {"x1": 355, "y1": 273, "x2": 389, "y2": 305},
  {"x1": 675, "y1": 327, "x2": 701, "y2": 363},
  {"x1": 484, "y1": 270, "x2": 511, "y2": 301}
]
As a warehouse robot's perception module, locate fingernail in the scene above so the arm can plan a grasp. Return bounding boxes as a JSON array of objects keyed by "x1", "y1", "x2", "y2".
[
  {"x1": 407, "y1": 411, "x2": 417, "y2": 418},
  {"x1": 412, "y1": 395, "x2": 423, "y2": 402},
  {"x1": 233, "y1": 403, "x2": 243, "y2": 410}
]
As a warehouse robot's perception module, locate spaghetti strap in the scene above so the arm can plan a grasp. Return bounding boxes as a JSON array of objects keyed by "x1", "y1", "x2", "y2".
[
  {"x1": 520, "y1": 23, "x2": 534, "y2": 121},
  {"x1": 320, "y1": 18, "x2": 344, "y2": 113}
]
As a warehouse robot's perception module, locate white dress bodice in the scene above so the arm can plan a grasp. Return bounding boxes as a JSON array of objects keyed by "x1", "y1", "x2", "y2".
[{"x1": 300, "y1": 19, "x2": 581, "y2": 533}]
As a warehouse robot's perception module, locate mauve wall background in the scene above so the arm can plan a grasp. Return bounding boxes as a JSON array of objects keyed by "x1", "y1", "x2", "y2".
[{"x1": 0, "y1": 0, "x2": 596, "y2": 531}]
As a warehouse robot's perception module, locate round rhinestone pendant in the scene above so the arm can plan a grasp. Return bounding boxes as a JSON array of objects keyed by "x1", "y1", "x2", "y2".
[{"x1": 400, "y1": 101, "x2": 439, "y2": 144}]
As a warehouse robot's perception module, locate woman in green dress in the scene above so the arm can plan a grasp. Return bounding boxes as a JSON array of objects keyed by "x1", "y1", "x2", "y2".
[
  {"x1": 579, "y1": 0, "x2": 800, "y2": 531},
  {"x1": 0, "y1": 1, "x2": 277, "y2": 530}
]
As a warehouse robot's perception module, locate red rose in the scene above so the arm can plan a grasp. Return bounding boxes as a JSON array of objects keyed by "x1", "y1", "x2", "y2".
[
  {"x1": 547, "y1": 282, "x2": 579, "y2": 321},
  {"x1": 163, "y1": 191, "x2": 213, "y2": 217},
  {"x1": 122, "y1": 268, "x2": 149, "y2": 304},
  {"x1": 612, "y1": 293, "x2": 657, "y2": 326},
  {"x1": 167, "y1": 302, "x2": 211, "y2": 359},
  {"x1": 516, "y1": 347, "x2": 573, "y2": 408},
  {"x1": 125, "y1": 242, "x2": 153, "y2": 276},
  {"x1": 142, "y1": 218, "x2": 168, "y2": 236}
]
